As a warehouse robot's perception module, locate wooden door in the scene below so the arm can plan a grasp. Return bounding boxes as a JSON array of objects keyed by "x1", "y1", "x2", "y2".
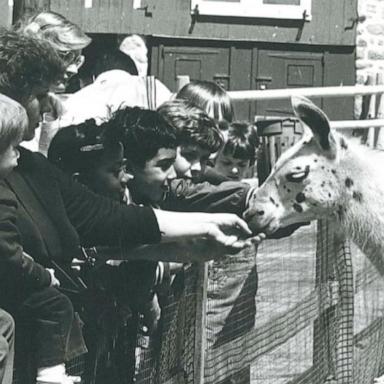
[
  {"x1": 158, "y1": 45, "x2": 231, "y2": 93},
  {"x1": 253, "y1": 49, "x2": 324, "y2": 118}
]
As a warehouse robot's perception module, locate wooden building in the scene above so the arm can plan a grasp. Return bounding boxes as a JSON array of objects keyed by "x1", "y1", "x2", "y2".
[{"x1": 2, "y1": 0, "x2": 357, "y2": 121}]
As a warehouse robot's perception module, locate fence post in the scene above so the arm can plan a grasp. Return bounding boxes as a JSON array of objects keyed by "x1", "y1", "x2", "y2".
[
  {"x1": 194, "y1": 263, "x2": 208, "y2": 384},
  {"x1": 366, "y1": 73, "x2": 376, "y2": 148},
  {"x1": 376, "y1": 73, "x2": 384, "y2": 150}
]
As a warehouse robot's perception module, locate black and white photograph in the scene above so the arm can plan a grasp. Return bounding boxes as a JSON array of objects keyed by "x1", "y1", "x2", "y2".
[{"x1": 0, "y1": 1, "x2": 382, "y2": 384}]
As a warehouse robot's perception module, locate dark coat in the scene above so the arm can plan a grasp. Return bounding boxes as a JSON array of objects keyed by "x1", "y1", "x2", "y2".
[{"x1": 1, "y1": 147, "x2": 160, "y2": 292}]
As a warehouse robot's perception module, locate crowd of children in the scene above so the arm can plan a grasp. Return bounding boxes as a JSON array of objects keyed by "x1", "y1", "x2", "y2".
[{"x1": 0, "y1": 10, "x2": 265, "y2": 384}]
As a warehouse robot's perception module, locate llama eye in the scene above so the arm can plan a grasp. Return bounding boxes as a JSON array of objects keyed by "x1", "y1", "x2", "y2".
[{"x1": 286, "y1": 165, "x2": 310, "y2": 183}]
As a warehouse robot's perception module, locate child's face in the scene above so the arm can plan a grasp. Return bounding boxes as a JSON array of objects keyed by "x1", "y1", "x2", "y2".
[
  {"x1": 174, "y1": 145, "x2": 211, "y2": 182},
  {"x1": 85, "y1": 143, "x2": 130, "y2": 202},
  {"x1": 0, "y1": 142, "x2": 20, "y2": 179},
  {"x1": 129, "y1": 147, "x2": 177, "y2": 204},
  {"x1": 214, "y1": 152, "x2": 251, "y2": 181}
]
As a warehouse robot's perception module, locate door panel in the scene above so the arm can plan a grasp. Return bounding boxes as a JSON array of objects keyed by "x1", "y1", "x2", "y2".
[
  {"x1": 160, "y1": 46, "x2": 230, "y2": 92},
  {"x1": 253, "y1": 50, "x2": 324, "y2": 117}
]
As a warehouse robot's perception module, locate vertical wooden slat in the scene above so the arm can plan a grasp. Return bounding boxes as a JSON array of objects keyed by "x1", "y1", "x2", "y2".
[
  {"x1": 376, "y1": 73, "x2": 384, "y2": 150},
  {"x1": 366, "y1": 73, "x2": 377, "y2": 148}
]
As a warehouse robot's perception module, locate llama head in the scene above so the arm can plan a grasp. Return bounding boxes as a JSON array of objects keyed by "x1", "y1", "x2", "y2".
[{"x1": 244, "y1": 95, "x2": 346, "y2": 234}]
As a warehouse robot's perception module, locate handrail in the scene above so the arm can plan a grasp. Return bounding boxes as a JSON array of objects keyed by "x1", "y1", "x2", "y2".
[
  {"x1": 330, "y1": 119, "x2": 384, "y2": 130},
  {"x1": 228, "y1": 85, "x2": 384, "y2": 101}
]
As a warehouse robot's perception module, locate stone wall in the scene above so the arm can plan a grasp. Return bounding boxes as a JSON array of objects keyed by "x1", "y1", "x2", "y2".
[{"x1": 356, "y1": 0, "x2": 384, "y2": 117}]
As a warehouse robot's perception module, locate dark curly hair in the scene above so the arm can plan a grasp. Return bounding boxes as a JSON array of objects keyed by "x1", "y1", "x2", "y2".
[
  {"x1": 222, "y1": 121, "x2": 259, "y2": 165},
  {"x1": 106, "y1": 106, "x2": 178, "y2": 168},
  {"x1": 157, "y1": 99, "x2": 223, "y2": 154},
  {"x1": 0, "y1": 29, "x2": 65, "y2": 103}
]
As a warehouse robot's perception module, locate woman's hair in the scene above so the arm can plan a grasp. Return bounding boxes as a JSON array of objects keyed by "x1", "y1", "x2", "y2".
[
  {"x1": 107, "y1": 106, "x2": 178, "y2": 169},
  {"x1": 47, "y1": 119, "x2": 120, "y2": 175},
  {"x1": 158, "y1": 99, "x2": 223, "y2": 154},
  {"x1": 0, "y1": 94, "x2": 28, "y2": 153},
  {"x1": 16, "y1": 11, "x2": 91, "y2": 54},
  {"x1": 176, "y1": 80, "x2": 234, "y2": 123},
  {"x1": 221, "y1": 121, "x2": 259, "y2": 164},
  {"x1": 0, "y1": 29, "x2": 65, "y2": 103}
]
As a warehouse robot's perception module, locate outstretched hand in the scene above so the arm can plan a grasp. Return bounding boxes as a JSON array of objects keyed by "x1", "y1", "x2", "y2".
[{"x1": 203, "y1": 213, "x2": 266, "y2": 251}]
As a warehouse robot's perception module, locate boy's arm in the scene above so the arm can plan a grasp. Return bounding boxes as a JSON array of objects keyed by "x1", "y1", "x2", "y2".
[
  {"x1": 163, "y1": 179, "x2": 252, "y2": 216},
  {"x1": 0, "y1": 183, "x2": 51, "y2": 288},
  {"x1": 163, "y1": 178, "x2": 305, "y2": 239},
  {"x1": 45, "y1": 155, "x2": 250, "y2": 250},
  {"x1": 46, "y1": 157, "x2": 161, "y2": 248}
]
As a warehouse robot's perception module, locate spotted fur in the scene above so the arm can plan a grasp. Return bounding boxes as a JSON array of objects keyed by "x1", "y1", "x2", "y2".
[{"x1": 244, "y1": 96, "x2": 384, "y2": 275}]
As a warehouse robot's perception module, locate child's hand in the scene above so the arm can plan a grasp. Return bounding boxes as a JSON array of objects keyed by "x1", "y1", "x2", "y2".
[
  {"x1": 203, "y1": 213, "x2": 252, "y2": 250},
  {"x1": 46, "y1": 268, "x2": 60, "y2": 287}
]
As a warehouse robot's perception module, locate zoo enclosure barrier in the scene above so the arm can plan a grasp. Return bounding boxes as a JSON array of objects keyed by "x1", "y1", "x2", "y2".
[{"x1": 130, "y1": 82, "x2": 384, "y2": 384}]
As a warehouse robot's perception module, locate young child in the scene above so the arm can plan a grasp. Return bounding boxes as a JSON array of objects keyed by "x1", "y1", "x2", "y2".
[
  {"x1": 47, "y1": 119, "x2": 166, "y2": 381},
  {"x1": 157, "y1": 99, "x2": 223, "y2": 183},
  {"x1": 0, "y1": 94, "x2": 24, "y2": 384},
  {"x1": 213, "y1": 121, "x2": 259, "y2": 183},
  {"x1": 48, "y1": 119, "x2": 130, "y2": 203},
  {"x1": 175, "y1": 81, "x2": 236, "y2": 181},
  {"x1": 0, "y1": 94, "x2": 77, "y2": 384},
  {"x1": 105, "y1": 105, "x2": 190, "y2": 382},
  {"x1": 176, "y1": 80, "x2": 234, "y2": 123}
]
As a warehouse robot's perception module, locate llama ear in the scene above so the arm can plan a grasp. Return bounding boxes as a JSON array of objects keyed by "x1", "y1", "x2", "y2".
[{"x1": 291, "y1": 96, "x2": 336, "y2": 157}]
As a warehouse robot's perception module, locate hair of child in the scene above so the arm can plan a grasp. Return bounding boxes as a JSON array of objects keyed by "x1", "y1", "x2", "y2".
[
  {"x1": 158, "y1": 99, "x2": 223, "y2": 154},
  {"x1": 176, "y1": 80, "x2": 234, "y2": 123},
  {"x1": 222, "y1": 121, "x2": 259, "y2": 165},
  {"x1": 47, "y1": 119, "x2": 120, "y2": 174},
  {"x1": 0, "y1": 94, "x2": 28, "y2": 153},
  {"x1": 0, "y1": 29, "x2": 65, "y2": 103},
  {"x1": 107, "y1": 106, "x2": 178, "y2": 168},
  {"x1": 15, "y1": 11, "x2": 91, "y2": 54}
]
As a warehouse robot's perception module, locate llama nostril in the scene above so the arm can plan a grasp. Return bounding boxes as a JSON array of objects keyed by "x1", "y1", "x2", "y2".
[{"x1": 256, "y1": 210, "x2": 265, "y2": 216}]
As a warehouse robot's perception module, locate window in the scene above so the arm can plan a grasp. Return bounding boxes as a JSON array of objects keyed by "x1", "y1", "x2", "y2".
[{"x1": 191, "y1": 0, "x2": 311, "y2": 20}]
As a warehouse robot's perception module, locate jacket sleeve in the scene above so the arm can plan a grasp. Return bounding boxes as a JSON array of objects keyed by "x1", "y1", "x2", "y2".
[
  {"x1": 162, "y1": 179, "x2": 253, "y2": 216},
  {"x1": 0, "y1": 183, "x2": 51, "y2": 288},
  {"x1": 46, "y1": 158, "x2": 161, "y2": 248}
]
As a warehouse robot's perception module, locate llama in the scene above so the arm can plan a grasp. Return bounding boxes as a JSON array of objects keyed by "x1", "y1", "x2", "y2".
[{"x1": 244, "y1": 95, "x2": 384, "y2": 275}]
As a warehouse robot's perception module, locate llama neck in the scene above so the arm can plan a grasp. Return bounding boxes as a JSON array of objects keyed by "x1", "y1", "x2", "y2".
[{"x1": 337, "y1": 137, "x2": 384, "y2": 274}]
